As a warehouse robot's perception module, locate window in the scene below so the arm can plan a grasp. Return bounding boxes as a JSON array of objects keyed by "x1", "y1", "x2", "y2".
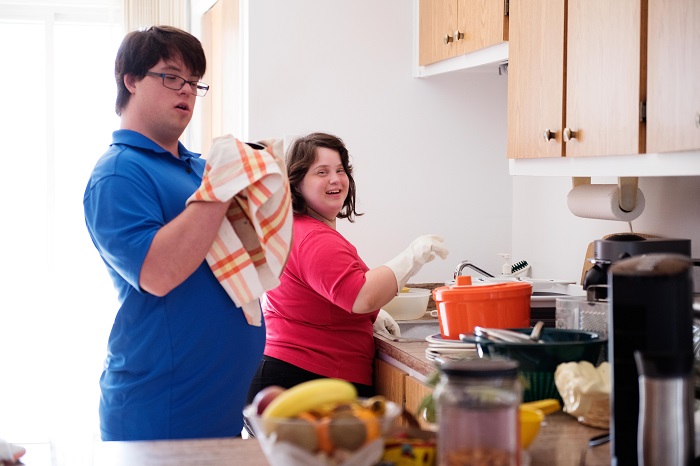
[{"x1": 0, "y1": 2, "x2": 121, "y2": 464}]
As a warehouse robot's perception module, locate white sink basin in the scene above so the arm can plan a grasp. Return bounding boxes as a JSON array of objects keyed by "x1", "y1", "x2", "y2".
[{"x1": 395, "y1": 320, "x2": 440, "y2": 340}]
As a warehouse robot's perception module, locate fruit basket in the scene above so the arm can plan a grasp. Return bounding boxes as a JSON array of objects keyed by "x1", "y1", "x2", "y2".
[{"x1": 244, "y1": 379, "x2": 401, "y2": 466}]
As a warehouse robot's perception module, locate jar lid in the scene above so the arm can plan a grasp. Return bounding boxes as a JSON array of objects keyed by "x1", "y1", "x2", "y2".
[
  {"x1": 439, "y1": 359, "x2": 519, "y2": 378},
  {"x1": 432, "y1": 280, "x2": 532, "y2": 302}
]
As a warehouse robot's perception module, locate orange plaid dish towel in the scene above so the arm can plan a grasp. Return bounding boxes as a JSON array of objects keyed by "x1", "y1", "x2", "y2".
[{"x1": 187, "y1": 134, "x2": 292, "y2": 326}]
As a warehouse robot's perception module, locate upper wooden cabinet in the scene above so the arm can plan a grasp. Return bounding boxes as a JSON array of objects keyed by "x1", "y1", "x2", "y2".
[
  {"x1": 507, "y1": 0, "x2": 644, "y2": 159},
  {"x1": 419, "y1": 0, "x2": 508, "y2": 66},
  {"x1": 646, "y1": 0, "x2": 700, "y2": 154}
]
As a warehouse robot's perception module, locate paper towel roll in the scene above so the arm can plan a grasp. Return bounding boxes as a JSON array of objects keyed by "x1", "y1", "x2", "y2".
[{"x1": 567, "y1": 184, "x2": 645, "y2": 221}]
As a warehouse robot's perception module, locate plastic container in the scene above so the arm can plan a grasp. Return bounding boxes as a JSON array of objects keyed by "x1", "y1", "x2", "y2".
[
  {"x1": 432, "y1": 276, "x2": 532, "y2": 340},
  {"x1": 382, "y1": 288, "x2": 431, "y2": 320},
  {"x1": 555, "y1": 296, "x2": 609, "y2": 339},
  {"x1": 434, "y1": 359, "x2": 522, "y2": 466}
]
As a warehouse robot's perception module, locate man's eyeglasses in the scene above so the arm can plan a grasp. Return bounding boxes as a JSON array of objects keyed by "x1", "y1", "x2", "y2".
[{"x1": 145, "y1": 72, "x2": 209, "y2": 97}]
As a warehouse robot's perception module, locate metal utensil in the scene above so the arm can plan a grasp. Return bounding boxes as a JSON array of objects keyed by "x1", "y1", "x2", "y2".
[
  {"x1": 530, "y1": 321, "x2": 545, "y2": 341},
  {"x1": 474, "y1": 327, "x2": 537, "y2": 344}
]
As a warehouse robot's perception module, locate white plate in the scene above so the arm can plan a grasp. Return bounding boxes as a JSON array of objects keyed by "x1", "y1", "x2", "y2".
[
  {"x1": 426, "y1": 333, "x2": 476, "y2": 348},
  {"x1": 426, "y1": 347, "x2": 476, "y2": 354}
]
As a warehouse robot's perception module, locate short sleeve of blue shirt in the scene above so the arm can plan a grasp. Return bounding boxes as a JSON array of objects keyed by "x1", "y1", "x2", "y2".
[{"x1": 84, "y1": 130, "x2": 203, "y2": 295}]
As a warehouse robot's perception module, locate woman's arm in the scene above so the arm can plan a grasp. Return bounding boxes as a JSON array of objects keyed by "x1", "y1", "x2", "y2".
[{"x1": 351, "y1": 266, "x2": 399, "y2": 314}]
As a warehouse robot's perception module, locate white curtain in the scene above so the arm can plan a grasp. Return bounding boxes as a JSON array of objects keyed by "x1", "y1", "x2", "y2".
[{"x1": 123, "y1": 0, "x2": 188, "y2": 31}]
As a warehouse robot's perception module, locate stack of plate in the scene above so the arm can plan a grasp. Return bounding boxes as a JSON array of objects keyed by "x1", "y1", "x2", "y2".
[{"x1": 425, "y1": 333, "x2": 477, "y2": 362}]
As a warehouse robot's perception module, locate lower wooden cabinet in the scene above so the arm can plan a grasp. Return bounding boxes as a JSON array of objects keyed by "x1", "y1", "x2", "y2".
[
  {"x1": 374, "y1": 359, "x2": 406, "y2": 407},
  {"x1": 405, "y1": 376, "x2": 435, "y2": 431},
  {"x1": 374, "y1": 358, "x2": 435, "y2": 429}
]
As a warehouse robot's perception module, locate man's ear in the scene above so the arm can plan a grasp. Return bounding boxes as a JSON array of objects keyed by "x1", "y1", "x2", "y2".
[{"x1": 123, "y1": 74, "x2": 137, "y2": 94}]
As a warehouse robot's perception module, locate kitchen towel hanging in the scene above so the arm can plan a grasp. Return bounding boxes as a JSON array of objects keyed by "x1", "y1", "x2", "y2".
[
  {"x1": 567, "y1": 182, "x2": 645, "y2": 222},
  {"x1": 187, "y1": 134, "x2": 293, "y2": 326}
]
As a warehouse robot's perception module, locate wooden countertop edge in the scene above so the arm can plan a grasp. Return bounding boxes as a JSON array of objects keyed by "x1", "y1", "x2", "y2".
[{"x1": 374, "y1": 334, "x2": 436, "y2": 379}]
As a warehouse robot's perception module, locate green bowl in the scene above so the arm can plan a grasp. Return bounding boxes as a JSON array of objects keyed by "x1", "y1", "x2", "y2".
[{"x1": 461, "y1": 328, "x2": 607, "y2": 402}]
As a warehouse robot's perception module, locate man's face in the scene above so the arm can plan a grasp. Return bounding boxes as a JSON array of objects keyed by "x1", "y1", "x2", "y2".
[{"x1": 123, "y1": 56, "x2": 200, "y2": 148}]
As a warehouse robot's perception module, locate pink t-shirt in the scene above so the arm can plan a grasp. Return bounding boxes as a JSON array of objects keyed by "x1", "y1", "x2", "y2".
[{"x1": 262, "y1": 214, "x2": 379, "y2": 385}]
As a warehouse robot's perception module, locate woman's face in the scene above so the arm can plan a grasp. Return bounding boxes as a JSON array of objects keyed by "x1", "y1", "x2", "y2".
[{"x1": 299, "y1": 147, "x2": 349, "y2": 220}]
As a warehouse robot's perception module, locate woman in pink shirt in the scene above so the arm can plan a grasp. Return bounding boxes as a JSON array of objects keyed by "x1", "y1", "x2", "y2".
[{"x1": 246, "y1": 132, "x2": 448, "y2": 402}]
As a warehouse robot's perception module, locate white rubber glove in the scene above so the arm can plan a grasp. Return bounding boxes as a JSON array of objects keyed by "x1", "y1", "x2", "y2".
[
  {"x1": 384, "y1": 235, "x2": 449, "y2": 292},
  {"x1": 373, "y1": 309, "x2": 401, "y2": 337}
]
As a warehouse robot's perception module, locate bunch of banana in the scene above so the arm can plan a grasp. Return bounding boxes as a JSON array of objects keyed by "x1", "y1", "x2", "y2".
[{"x1": 262, "y1": 378, "x2": 358, "y2": 419}]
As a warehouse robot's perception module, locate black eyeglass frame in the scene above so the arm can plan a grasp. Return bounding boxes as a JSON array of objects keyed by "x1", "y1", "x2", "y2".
[{"x1": 144, "y1": 71, "x2": 209, "y2": 97}]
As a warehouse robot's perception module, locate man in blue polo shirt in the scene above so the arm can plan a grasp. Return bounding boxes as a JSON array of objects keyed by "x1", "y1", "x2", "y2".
[{"x1": 83, "y1": 25, "x2": 265, "y2": 441}]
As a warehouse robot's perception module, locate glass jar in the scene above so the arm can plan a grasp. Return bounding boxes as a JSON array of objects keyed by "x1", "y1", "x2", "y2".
[{"x1": 434, "y1": 359, "x2": 522, "y2": 466}]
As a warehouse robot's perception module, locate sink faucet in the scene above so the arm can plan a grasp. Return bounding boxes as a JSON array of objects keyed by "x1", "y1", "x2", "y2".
[{"x1": 454, "y1": 260, "x2": 494, "y2": 279}]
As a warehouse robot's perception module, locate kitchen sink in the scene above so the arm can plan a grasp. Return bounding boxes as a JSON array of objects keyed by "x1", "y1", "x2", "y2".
[{"x1": 395, "y1": 319, "x2": 440, "y2": 340}]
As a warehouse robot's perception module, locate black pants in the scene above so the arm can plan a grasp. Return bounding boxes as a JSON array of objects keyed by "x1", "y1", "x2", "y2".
[{"x1": 245, "y1": 355, "x2": 375, "y2": 404}]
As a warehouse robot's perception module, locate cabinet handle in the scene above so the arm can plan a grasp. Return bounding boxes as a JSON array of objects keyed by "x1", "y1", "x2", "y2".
[
  {"x1": 454, "y1": 30, "x2": 464, "y2": 41},
  {"x1": 443, "y1": 33, "x2": 454, "y2": 45},
  {"x1": 563, "y1": 127, "x2": 577, "y2": 142},
  {"x1": 543, "y1": 129, "x2": 555, "y2": 142},
  {"x1": 696, "y1": 113, "x2": 700, "y2": 128}
]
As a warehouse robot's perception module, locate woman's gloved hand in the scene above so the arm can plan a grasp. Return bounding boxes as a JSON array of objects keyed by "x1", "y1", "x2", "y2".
[
  {"x1": 384, "y1": 235, "x2": 449, "y2": 291},
  {"x1": 373, "y1": 309, "x2": 401, "y2": 337}
]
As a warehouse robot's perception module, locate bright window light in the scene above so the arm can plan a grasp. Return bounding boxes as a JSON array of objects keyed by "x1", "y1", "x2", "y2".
[{"x1": 0, "y1": 3, "x2": 122, "y2": 465}]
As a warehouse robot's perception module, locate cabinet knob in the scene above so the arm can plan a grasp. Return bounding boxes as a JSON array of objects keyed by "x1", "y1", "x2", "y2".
[
  {"x1": 563, "y1": 127, "x2": 577, "y2": 142},
  {"x1": 543, "y1": 129, "x2": 555, "y2": 142},
  {"x1": 454, "y1": 30, "x2": 464, "y2": 41},
  {"x1": 443, "y1": 33, "x2": 454, "y2": 45}
]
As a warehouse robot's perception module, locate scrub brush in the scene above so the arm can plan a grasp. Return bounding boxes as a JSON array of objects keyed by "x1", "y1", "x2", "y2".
[
  {"x1": 498, "y1": 254, "x2": 531, "y2": 276},
  {"x1": 511, "y1": 260, "x2": 530, "y2": 276}
]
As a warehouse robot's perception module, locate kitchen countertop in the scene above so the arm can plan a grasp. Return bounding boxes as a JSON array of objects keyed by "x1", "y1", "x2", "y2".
[{"x1": 17, "y1": 414, "x2": 610, "y2": 465}]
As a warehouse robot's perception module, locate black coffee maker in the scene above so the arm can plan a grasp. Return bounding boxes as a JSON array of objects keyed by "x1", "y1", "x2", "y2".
[
  {"x1": 609, "y1": 253, "x2": 695, "y2": 466},
  {"x1": 583, "y1": 234, "x2": 691, "y2": 290}
]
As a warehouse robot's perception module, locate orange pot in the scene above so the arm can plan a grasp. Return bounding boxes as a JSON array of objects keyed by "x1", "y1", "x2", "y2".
[{"x1": 432, "y1": 276, "x2": 533, "y2": 340}]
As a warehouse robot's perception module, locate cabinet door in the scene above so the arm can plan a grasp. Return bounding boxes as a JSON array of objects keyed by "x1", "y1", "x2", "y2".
[
  {"x1": 506, "y1": 0, "x2": 565, "y2": 159},
  {"x1": 456, "y1": 0, "x2": 508, "y2": 55},
  {"x1": 565, "y1": 0, "x2": 643, "y2": 157},
  {"x1": 405, "y1": 377, "x2": 435, "y2": 431},
  {"x1": 646, "y1": 0, "x2": 700, "y2": 153},
  {"x1": 419, "y1": 0, "x2": 460, "y2": 65},
  {"x1": 374, "y1": 359, "x2": 406, "y2": 407}
]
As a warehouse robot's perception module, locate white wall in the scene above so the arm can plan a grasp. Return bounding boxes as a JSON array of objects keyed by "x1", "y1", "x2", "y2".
[
  {"x1": 245, "y1": 0, "x2": 512, "y2": 283},
  {"x1": 242, "y1": 0, "x2": 700, "y2": 286}
]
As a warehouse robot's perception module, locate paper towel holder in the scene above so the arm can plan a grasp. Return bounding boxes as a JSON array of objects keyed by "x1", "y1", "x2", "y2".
[{"x1": 571, "y1": 176, "x2": 639, "y2": 213}]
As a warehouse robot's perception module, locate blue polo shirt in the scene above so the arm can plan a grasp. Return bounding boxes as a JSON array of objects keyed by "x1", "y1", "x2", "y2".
[{"x1": 83, "y1": 130, "x2": 265, "y2": 440}]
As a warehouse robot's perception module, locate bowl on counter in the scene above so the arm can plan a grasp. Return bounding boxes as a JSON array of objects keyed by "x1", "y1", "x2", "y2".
[
  {"x1": 383, "y1": 288, "x2": 431, "y2": 320},
  {"x1": 243, "y1": 399, "x2": 401, "y2": 466},
  {"x1": 460, "y1": 328, "x2": 607, "y2": 402}
]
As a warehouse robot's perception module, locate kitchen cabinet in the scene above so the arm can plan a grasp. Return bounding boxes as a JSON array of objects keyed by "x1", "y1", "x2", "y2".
[
  {"x1": 404, "y1": 376, "x2": 435, "y2": 430},
  {"x1": 374, "y1": 359, "x2": 406, "y2": 408},
  {"x1": 646, "y1": 0, "x2": 700, "y2": 154},
  {"x1": 418, "y1": 0, "x2": 508, "y2": 66},
  {"x1": 375, "y1": 358, "x2": 435, "y2": 429},
  {"x1": 507, "y1": 0, "x2": 644, "y2": 159}
]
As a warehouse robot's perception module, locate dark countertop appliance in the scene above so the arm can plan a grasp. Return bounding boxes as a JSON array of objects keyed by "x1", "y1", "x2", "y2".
[
  {"x1": 609, "y1": 253, "x2": 695, "y2": 466},
  {"x1": 583, "y1": 235, "x2": 691, "y2": 290}
]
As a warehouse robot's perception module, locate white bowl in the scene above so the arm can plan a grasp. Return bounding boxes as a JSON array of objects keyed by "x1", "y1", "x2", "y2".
[
  {"x1": 243, "y1": 400, "x2": 401, "y2": 466},
  {"x1": 382, "y1": 288, "x2": 431, "y2": 320}
]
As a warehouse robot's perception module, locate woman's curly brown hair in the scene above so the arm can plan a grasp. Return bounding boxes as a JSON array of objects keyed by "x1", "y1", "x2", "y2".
[{"x1": 285, "y1": 132, "x2": 363, "y2": 222}]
